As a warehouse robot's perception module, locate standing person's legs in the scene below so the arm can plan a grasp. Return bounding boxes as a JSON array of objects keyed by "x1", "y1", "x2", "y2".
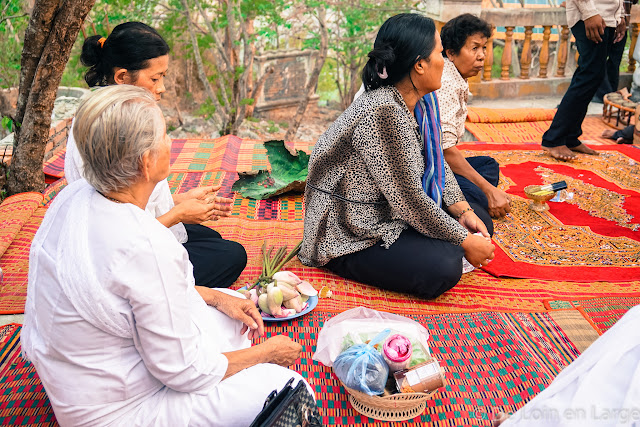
[
  {"x1": 325, "y1": 228, "x2": 465, "y2": 299},
  {"x1": 542, "y1": 22, "x2": 614, "y2": 159},
  {"x1": 454, "y1": 156, "x2": 500, "y2": 212},
  {"x1": 594, "y1": 31, "x2": 627, "y2": 102},
  {"x1": 183, "y1": 224, "x2": 247, "y2": 288}
]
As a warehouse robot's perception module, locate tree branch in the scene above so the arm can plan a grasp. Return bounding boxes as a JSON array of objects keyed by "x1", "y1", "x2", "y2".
[{"x1": 0, "y1": 14, "x2": 28, "y2": 26}]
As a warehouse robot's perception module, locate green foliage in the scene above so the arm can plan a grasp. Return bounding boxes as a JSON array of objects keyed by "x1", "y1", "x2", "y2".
[
  {"x1": 328, "y1": 0, "x2": 417, "y2": 106},
  {"x1": 267, "y1": 124, "x2": 279, "y2": 133},
  {"x1": 232, "y1": 140, "x2": 309, "y2": 199},
  {"x1": 196, "y1": 98, "x2": 217, "y2": 120},
  {"x1": 1, "y1": 116, "x2": 13, "y2": 132},
  {"x1": 0, "y1": 0, "x2": 29, "y2": 88}
]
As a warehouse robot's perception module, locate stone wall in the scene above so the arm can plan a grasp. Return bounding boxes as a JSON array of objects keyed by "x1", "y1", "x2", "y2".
[{"x1": 253, "y1": 49, "x2": 319, "y2": 121}]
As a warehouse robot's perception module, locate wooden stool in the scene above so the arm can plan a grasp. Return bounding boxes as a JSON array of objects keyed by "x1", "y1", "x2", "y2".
[{"x1": 603, "y1": 91, "x2": 637, "y2": 129}]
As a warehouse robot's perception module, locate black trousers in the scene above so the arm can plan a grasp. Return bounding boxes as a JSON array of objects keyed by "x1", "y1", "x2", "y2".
[
  {"x1": 594, "y1": 31, "x2": 627, "y2": 102},
  {"x1": 612, "y1": 125, "x2": 634, "y2": 142},
  {"x1": 542, "y1": 21, "x2": 616, "y2": 148},
  {"x1": 183, "y1": 224, "x2": 247, "y2": 288},
  {"x1": 325, "y1": 202, "x2": 493, "y2": 299},
  {"x1": 454, "y1": 156, "x2": 500, "y2": 213}
]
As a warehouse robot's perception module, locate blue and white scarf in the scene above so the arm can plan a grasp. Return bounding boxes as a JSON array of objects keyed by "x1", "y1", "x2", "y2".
[{"x1": 414, "y1": 92, "x2": 446, "y2": 206}]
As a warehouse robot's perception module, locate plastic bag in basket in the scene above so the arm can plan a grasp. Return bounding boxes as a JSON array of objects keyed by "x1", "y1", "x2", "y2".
[
  {"x1": 333, "y1": 329, "x2": 391, "y2": 396},
  {"x1": 313, "y1": 307, "x2": 431, "y2": 367}
]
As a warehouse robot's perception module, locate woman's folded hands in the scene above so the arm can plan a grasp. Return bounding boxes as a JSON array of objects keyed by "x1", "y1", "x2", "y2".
[
  {"x1": 172, "y1": 184, "x2": 233, "y2": 224},
  {"x1": 461, "y1": 233, "x2": 494, "y2": 268}
]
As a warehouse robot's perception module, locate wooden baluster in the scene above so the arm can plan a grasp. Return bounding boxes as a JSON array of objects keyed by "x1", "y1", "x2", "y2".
[
  {"x1": 501, "y1": 26, "x2": 514, "y2": 80},
  {"x1": 556, "y1": 25, "x2": 570, "y2": 77},
  {"x1": 483, "y1": 25, "x2": 495, "y2": 81},
  {"x1": 538, "y1": 25, "x2": 551, "y2": 78},
  {"x1": 629, "y1": 23, "x2": 639, "y2": 72},
  {"x1": 520, "y1": 26, "x2": 533, "y2": 79}
]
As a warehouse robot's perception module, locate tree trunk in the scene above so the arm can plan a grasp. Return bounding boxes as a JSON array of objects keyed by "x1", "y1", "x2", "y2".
[
  {"x1": 284, "y1": 8, "x2": 328, "y2": 141},
  {"x1": 7, "y1": 0, "x2": 96, "y2": 195},
  {"x1": 182, "y1": 0, "x2": 225, "y2": 130}
]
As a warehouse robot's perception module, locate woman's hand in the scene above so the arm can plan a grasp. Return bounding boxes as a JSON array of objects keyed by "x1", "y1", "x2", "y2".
[
  {"x1": 461, "y1": 233, "x2": 495, "y2": 268},
  {"x1": 458, "y1": 211, "x2": 490, "y2": 237},
  {"x1": 486, "y1": 187, "x2": 511, "y2": 219},
  {"x1": 173, "y1": 184, "x2": 222, "y2": 204},
  {"x1": 204, "y1": 288, "x2": 265, "y2": 340},
  {"x1": 258, "y1": 335, "x2": 303, "y2": 367},
  {"x1": 174, "y1": 197, "x2": 232, "y2": 224}
]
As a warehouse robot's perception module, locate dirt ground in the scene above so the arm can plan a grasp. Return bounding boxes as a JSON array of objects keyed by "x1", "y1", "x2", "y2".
[{"x1": 163, "y1": 103, "x2": 342, "y2": 143}]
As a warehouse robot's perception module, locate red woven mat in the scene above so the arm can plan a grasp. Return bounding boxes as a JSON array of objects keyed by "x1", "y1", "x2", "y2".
[
  {"x1": 0, "y1": 307, "x2": 584, "y2": 427},
  {"x1": 457, "y1": 144, "x2": 640, "y2": 282}
]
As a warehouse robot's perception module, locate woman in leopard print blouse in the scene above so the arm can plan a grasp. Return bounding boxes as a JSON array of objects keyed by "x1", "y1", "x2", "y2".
[{"x1": 299, "y1": 13, "x2": 495, "y2": 298}]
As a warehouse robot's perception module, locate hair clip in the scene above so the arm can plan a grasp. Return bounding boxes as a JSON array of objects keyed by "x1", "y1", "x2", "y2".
[
  {"x1": 98, "y1": 37, "x2": 106, "y2": 48},
  {"x1": 377, "y1": 66, "x2": 388, "y2": 80}
]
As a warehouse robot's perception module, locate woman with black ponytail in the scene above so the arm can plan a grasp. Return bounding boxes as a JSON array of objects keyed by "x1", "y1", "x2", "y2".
[
  {"x1": 299, "y1": 13, "x2": 495, "y2": 299},
  {"x1": 65, "y1": 22, "x2": 247, "y2": 289}
]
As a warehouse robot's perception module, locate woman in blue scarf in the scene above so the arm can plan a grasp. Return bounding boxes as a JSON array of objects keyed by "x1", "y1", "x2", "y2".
[{"x1": 300, "y1": 14, "x2": 495, "y2": 299}]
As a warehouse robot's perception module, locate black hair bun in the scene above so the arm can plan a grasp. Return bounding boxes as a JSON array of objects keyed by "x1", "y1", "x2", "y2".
[{"x1": 80, "y1": 35, "x2": 104, "y2": 68}]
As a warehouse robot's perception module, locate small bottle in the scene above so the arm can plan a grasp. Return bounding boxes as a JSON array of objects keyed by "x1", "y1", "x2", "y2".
[{"x1": 383, "y1": 334, "x2": 413, "y2": 372}]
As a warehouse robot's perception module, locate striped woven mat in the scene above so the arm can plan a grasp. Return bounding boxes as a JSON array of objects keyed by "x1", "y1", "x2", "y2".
[
  {"x1": 214, "y1": 217, "x2": 640, "y2": 314},
  {"x1": 544, "y1": 294, "x2": 640, "y2": 334},
  {"x1": 0, "y1": 306, "x2": 589, "y2": 426},
  {"x1": 0, "y1": 324, "x2": 56, "y2": 425},
  {"x1": 465, "y1": 116, "x2": 616, "y2": 145},
  {"x1": 0, "y1": 193, "x2": 46, "y2": 315}
]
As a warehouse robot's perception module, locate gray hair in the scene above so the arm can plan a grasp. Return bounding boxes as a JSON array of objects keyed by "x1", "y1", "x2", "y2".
[{"x1": 73, "y1": 85, "x2": 166, "y2": 193}]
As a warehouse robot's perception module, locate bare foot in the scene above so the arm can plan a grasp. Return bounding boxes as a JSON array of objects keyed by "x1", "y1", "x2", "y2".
[
  {"x1": 570, "y1": 143, "x2": 598, "y2": 155},
  {"x1": 542, "y1": 145, "x2": 577, "y2": 161},
  {"x1": 601, "y1": 129, "x2": 616, "y2": 139},
  {"x1": 617, "y1": 137, "x2": 632, "y2": 144},
  {"x1": 492, "y1": 411, "x2": 510, "y2": 426}
]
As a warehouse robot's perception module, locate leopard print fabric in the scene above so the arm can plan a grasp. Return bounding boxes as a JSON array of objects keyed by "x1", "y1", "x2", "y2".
[{"x1": 299, "y1": 86, "x2": 468, "y2": 267}]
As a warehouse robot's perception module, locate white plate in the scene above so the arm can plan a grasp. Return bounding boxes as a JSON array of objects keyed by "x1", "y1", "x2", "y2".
[{"x1": 239, "y1": 286, "x2": 319, "y2": 322}]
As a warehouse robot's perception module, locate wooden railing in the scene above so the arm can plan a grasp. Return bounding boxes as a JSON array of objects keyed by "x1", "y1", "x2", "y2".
[{"x1": 477, "y1": 7, "x2": 640, "y2": 82}]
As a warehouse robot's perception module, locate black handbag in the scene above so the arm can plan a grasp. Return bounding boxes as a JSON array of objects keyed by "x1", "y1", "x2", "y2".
[{"x1": 249, "y1": 377, "x2": 323, "y2": 427}]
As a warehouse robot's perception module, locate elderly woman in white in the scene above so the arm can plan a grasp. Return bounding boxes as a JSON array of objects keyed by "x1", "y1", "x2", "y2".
[{"x1": 22, "y1": 85, "x2": 311, "y2": 426}]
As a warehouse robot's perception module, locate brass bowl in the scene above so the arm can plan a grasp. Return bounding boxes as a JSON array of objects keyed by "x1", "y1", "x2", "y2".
[{"x1": 524, "y1": 185, "x2": 556, "y2": 212}]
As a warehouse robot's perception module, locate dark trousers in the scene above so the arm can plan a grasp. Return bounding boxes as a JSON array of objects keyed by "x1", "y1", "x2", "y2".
[
  {"x1": 612, "y1": 125, "x2": 634, "y2": 141},
  {"x1": 542, "y1": 21, "x2": 616, "y2": 148},
  {"x1": 183, "y1": 224, "x2": 247, "y2": 288},
  {"x1": 594, "y1": 31, "x2": 627, "y2": 101},
  {"x1": 454, "y1": 156, "x2": 500, "y2": 213},
  {"x1": 325, "y1": 202, "x2": 493, "y2": 299}
]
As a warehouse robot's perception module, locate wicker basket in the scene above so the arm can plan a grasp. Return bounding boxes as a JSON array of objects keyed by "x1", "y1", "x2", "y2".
[
  {"x1": 339, "y1": 361, "x2": 445, "y2": 422},
  {"x1": 342, "y1": 383, "x2": 437, "y2": 421}
]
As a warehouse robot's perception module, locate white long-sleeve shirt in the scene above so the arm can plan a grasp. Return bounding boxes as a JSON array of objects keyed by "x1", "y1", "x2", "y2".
[
  {"x1": 24, "y1": 188, "x2": 229, "y2": 426},
  {"x1": 566, "y1": 0, "x2": 624, "y2": 28},
  {"x1": 64, "y1": 121, "x2": 188, "y2": 243}
]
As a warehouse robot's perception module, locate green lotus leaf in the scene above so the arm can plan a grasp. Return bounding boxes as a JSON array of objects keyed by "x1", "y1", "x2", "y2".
[{"x1": 231, "y1": 140, "x2": 310, "y2": 200}]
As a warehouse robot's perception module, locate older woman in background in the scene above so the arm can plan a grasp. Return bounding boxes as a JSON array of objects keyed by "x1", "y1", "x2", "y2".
[
  {"x1": 435, "y1": 13, "x2": 511, "y2": 219},
  {"x1": 23, "y1": 85, "x2": 311, "y2": 426}
]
